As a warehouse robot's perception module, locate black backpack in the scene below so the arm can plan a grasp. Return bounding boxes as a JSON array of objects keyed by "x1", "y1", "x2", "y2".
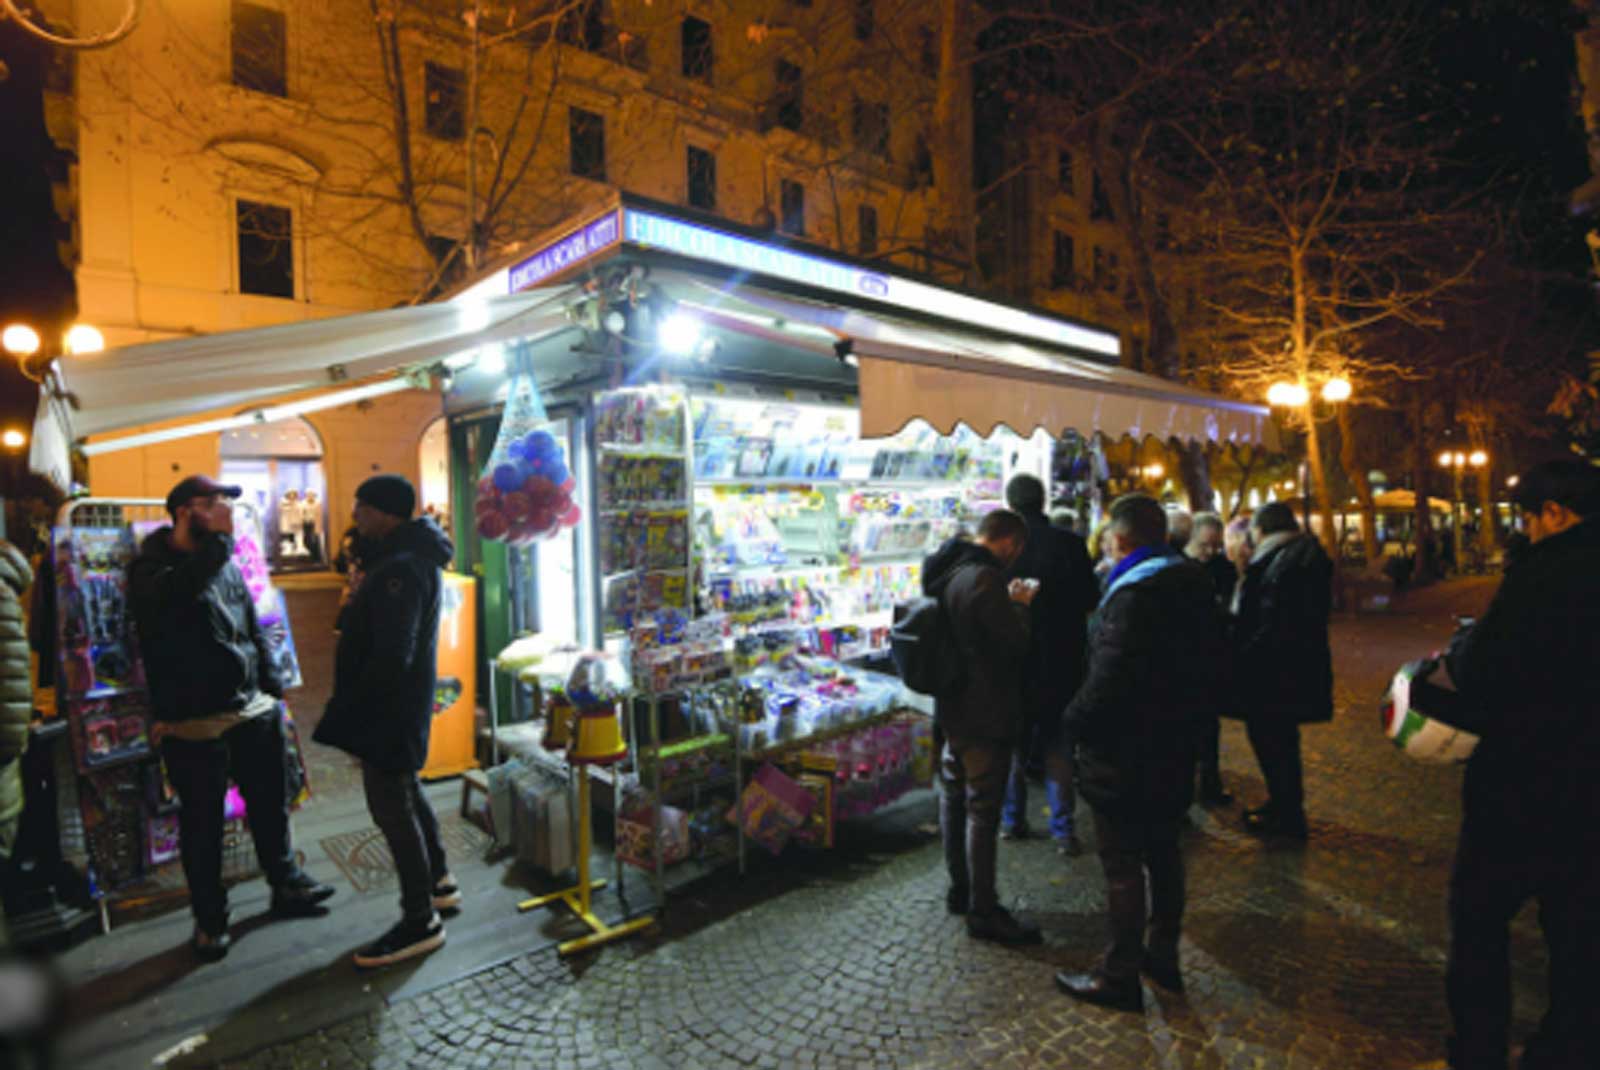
[{"x1": 890, "y1": 566, "x2": 968, "y2": 698}]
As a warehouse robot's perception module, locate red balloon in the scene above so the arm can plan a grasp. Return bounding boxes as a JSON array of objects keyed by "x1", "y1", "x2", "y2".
[
  {"x1": 477, "y1": 476, "x2": 496, "y2": 498},
  {"x1": 560, "y1": 477, "x2": 576, "y2": 494},
  {"x1": 528, "y1": 506, "x2": 556, "y2": 534},
  {"x1": 525, "y1": 475, "x2": 556, "y2": 499},
  {"x1": 561, "y1": 504, "x2": 582, "y2": 526},
  {"x1": 474, "y1": 494, "x2": 500, "y2": 516},
  {"x1": 502, "y1": 491, "x2": 533, "y2": 523},
  {"x1": 476, "y1": 511, "x2": 509, "y2": 540}
]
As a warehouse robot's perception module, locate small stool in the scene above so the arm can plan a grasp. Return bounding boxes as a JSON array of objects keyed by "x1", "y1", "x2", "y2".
[{"x1": 459, "y1": 768, "x2": 490, "y2": 828}]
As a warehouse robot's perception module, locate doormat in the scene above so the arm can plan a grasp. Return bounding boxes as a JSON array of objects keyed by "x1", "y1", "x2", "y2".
[{"x1": 319, "y1": 816, "x2": 492, "y2": 893}]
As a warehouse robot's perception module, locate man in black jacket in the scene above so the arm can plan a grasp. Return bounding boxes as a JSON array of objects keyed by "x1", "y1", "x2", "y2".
[
  {"x1": 923, "y1": 509, "x2": 1039, "y2": 945},
  {"x1": 1435, "y1": 460, "x2": 1600, "y2": 1070},
  {"x1": 315, "y1": 475, "x2": 457, "y2": 969},
  {"x1": 1185, "y1": 512, "x2": 1238, "y2": 805},
  {"x1": 999, "y1": 475, "x2": 1097, "y2": 855},
  {"x1": 1055, "y1": 495, "x2": 1224, "y2": 1011},
  {"x1": 1233, "y1": 502, "x2": 1333, "y2": 839},
  {"x1": 130, "y1": 475, "x2": 334, "y2": 962}
]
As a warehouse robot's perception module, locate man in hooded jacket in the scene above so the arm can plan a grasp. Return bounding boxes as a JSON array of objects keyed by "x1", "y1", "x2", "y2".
[
  {"x1": 922, "y1": 509, "x2": 1039, "y2": 945},
  {"x1": 315, "y1": 475, "x2": 459, "y2": 968}
]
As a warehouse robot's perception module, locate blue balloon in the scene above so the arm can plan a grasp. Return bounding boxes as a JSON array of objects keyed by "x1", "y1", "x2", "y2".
[
  {"x1": 506, "y1": 439, "x2": 528, "y2": 461},
  {"x1": 548, "y1": 461, "x2": 571, "y2": 487},
  {"x1": 526, "y1": 429, "x2": 557, "y2": 460},
  {"x1": 515, "y1": 459, "x2": 536, "y2": 482},
  {"x1": 492, "y1": 463, "x2": 522, "y2": 493}
]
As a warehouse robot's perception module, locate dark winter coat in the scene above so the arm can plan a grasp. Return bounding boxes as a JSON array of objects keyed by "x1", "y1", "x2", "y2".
[
  {"x1": 1232, "y1": 532, "x2": 1334, "y2": 724},
  {"x1": 1065, "y1": 553, "x2": 1226, "y2": 819},
  {"x1": 1, "y1": 542, "x2": 35, "y2": 858},
  {"x1": 1007, "y1": 508, "x2": 1097, "y2": 726},
  {"x1": 922, "y1": 538, "x2": 1030, "y2": 744},
  {"x1": 315, "y1": 518, "x2": 453, "y2": 773},
  {"x1": 1445, "y1": 519, "x2": 1600, "y2": 845},
  {"x1": 129, "y1": 529, "x2": 283, "y2": 723}
]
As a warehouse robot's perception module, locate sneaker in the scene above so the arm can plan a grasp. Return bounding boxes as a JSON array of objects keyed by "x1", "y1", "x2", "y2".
[
  {"x1": 353, "y1": 914, "x2": 445, "y2": 969},
  {"x1": 191, "y1": 924, "x2": 231, "y2": 962},
  {"x1": 1055, "y1": 834, "x2": 1085, "y2": 858},
  {"x1": 1000, "y1": 823, "x2": 1031, "y2": 841},
  {"x1": 966, "y1": 906, "x2": 1043, "y2": 946},
  {"x1": 432, "y1": 874, "x2": 463, "y2": 913},
  {"x1": 271, "y1": 873, "x2": 337, "y2": 918}
]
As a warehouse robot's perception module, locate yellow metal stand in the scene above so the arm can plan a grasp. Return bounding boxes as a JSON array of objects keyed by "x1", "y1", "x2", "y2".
[{"x1": 518, "y1": 769, "x2": 655, "y2": 956}]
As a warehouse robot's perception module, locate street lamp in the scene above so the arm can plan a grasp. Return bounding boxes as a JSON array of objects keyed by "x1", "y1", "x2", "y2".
[
  {"x1": 3, "y1": 320, "x2": 106, "y2": 380},
  {"x1": 1267, "y1": 376, "x2": 1353, "y2": 535},
  {"x1": 1438, "y1": 449, "x2": 1488, "y2": 571},
  {"x1": 1, "y1": 429, "x2": 26, "y2": 451}
]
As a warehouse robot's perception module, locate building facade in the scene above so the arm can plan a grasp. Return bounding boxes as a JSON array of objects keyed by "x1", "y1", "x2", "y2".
[{"x1": 39, "y1": 0, "x2": 944, "y2": 526}]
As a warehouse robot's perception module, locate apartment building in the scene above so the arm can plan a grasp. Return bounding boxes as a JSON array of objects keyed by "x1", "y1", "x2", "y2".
[{"x1": 38, "y1": 0, "x2": 942, "y2": 541}]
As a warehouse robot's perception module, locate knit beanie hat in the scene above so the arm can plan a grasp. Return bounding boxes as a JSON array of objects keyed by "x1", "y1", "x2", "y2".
[{"x1": 356, "y1": 474, "x2": 417, "y2": 519}]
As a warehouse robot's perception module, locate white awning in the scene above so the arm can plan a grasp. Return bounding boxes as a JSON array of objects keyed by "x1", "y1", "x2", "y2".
[
  {"x1": 675, "y1": 278, "x2": 1270, "y2": 446},
  {"x1": 53, "y1": 288, "x2": 576, "y2": 440}
]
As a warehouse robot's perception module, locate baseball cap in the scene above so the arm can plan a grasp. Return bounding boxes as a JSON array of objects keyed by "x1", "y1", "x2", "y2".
[{"x1": 166, "y1": 474, "x2": 243, "y2": 517}]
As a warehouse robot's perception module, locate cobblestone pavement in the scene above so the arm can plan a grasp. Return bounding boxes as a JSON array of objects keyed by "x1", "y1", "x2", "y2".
[{"x1": 187, "y1": 579, "x2": 1534, "y2": 1070}]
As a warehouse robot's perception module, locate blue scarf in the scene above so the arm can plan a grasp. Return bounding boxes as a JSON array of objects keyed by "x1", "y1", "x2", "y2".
[{"x1": 1100, "y1": 546, "x2": 1181, "y2": 607}]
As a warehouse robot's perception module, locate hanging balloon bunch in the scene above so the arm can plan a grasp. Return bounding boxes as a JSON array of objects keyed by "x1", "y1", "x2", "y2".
[{"x1": 473, "y1": 354, "x2": 584, "y2": 546}]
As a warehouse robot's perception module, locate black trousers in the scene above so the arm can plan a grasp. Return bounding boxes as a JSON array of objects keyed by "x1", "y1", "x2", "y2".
[
  {"x1": 160, "y1": 711, "x2": 299, "y2": 932},
  {"x1": 1092, "y1": 809, "x2": 1186, "y2": 980},
  {"x1": 1244, "y1": 716, "x2": 1304, "y2": 819},
  {"x1": 361, "y1": 762, "x2": 448, "y2": 925},
  {"x1": 1446, "y1": 821, "x2": 1600, "y2": 1070},
  {"x1": 1196, "y1": 712, "x2": 1224, "y2": 787},
  {"x1": 940, "y1": 735, "x2": 1011, "y2": 917}
]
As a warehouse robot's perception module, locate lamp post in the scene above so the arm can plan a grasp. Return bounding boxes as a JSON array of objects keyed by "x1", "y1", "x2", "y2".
[
  {"x1": 1437, "y1": 449, "x2": 1488, "y2": 572},
  {"x1": 1266, "y1": 377, "x2": 1351, "y2": 547},
  {"x1": 2, "y1": 320, "x2": 105, "y2": 380}
]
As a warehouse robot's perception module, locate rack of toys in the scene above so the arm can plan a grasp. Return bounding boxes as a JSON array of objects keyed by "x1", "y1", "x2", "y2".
[{"x1": 50, "y1": 499, "x2": 308, "y2": 926}]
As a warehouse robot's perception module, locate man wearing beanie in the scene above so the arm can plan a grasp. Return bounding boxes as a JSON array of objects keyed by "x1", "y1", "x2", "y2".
[{"x1": 315, "y1": 474, "x2": 459, "y2": 968}]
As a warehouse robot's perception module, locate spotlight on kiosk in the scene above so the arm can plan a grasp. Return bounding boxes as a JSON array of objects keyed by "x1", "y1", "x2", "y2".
[{"x1": 656, "y1": 311, "x2": 718, "y2": 362}]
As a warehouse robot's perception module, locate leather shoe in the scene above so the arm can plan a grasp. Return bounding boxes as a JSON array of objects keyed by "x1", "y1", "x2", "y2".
[
  {"x1": 191, "y1": 925, "x2": 231, "y2": 962},
  {"x1": 967, "y1": 906, "x2": 1042, "y2": 945},
  {"x1": 946, "y1": 886, "x2": 969, "y2": 916},
  {"x1": 1243, "y1": 808, "x2": 1308, "y2": 839},
  {"x1": 1054, "y1": 970, "x2": 1142, "y2": 1011},
  {"x1": 1142, "y1": 955, "x2": 1184, "y2": 992},
  {"x1": 1000, "y1": 823, "x2": 1030, "y2": 841}
]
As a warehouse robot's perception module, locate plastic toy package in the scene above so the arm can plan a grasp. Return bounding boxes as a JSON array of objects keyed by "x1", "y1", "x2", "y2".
[{"x1": 55, "y1": 528, "x2": 145, "y2": 699}]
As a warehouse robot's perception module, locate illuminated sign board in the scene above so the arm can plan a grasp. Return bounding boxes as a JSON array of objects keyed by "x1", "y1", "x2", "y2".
[
  {"x1": 508, "y1": 210, "x2": 623, "y2": 292},
  {"x1": 622, "y1": 209, "x2": 1120, "y2": 359},
  {"x1": 497, "y1": 205, "x2": 1120, "y2": 359}
]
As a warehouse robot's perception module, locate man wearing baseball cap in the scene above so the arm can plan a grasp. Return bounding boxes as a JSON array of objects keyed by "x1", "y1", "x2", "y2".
[
  {"x1": 1433, "y1": 458, "x2": 1600, "y2": 1070},
  {"x1": 129, "y1": 475, "x2": 335, "y2": 962},
  {"x1": 315, "y1": 474, "x2": 457, "y2": 968}
]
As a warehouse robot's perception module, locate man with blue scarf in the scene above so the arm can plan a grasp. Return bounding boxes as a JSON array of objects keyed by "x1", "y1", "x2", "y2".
[{"x1": 1055, "y1": 495, "x2": 1226, "y2": 1011}]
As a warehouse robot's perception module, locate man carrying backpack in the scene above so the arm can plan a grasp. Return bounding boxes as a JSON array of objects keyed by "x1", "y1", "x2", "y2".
[{"x1": 921, "y1": 509, "x2": 1039, "y2": 945}]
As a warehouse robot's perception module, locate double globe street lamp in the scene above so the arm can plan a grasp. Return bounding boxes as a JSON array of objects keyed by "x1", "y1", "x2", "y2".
[
  {"x1": 3, "y1": 322, "x2": 105, "y2": 378},
  {"x1": 1266, "y1": 376, "x2": 1353, "y2": 538},
  {"x1": 1437, "y1": 448, "x2": 1489, "y2": 572}
]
